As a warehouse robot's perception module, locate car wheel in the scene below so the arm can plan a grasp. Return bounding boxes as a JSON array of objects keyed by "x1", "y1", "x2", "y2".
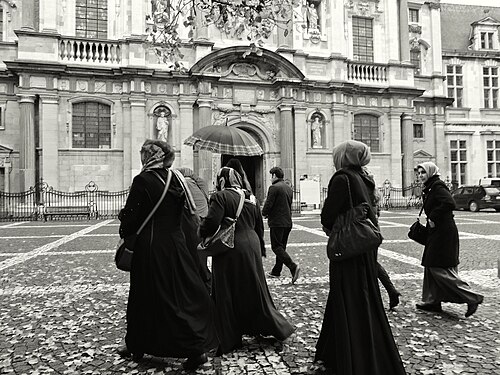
[{"x1": 469, "y1": 201, "x2": 479, "y2": 212}]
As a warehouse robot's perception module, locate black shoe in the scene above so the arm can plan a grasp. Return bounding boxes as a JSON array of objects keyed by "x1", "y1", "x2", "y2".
[
  {"x1": 416, "y1": 303, "x2": 442, "y2": 313},
  {"x1": 267, "y1": 272, "x2": 280, "y2": 278},
  {"x1": 389, "y1": 291, "x2": 401, "y2": 310},
  {"x1": 117, "y1": 346, "x2": 143, "y2": 361},
  {"x1": 291, "y1": 265, "x2": 301, "y2": 284},
  {"x1": 465, "y1": 302, "x2": 479, "y2": 317},
  {"x1": 183, "y1": 353, "x2": 208, "y2": 370}
]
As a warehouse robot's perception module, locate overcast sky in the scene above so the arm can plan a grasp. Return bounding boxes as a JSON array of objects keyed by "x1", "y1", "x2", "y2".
[{"x1": 441, "y1": 0, "x2": 499, "y2": 5}]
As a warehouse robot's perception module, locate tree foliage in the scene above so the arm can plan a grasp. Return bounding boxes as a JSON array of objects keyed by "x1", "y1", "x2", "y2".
[{"x1": 146, "y1": 0, "x2": 303, "y2": 69}]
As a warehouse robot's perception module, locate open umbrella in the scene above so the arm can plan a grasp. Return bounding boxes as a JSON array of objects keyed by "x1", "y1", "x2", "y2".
[{"x1": 184, "y1": 125, "x2": 263, "y2": 156}]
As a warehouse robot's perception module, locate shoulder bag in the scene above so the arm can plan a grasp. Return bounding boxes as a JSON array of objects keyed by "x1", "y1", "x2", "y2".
[
  {"x1": 408, "y1": 198, "x2": 428, "y2": 246},
  {"x1": 197, "y1": 188, "x2": 245, "y2": 257},
  {"x1": 115, "y1": 169, "x2": 172, "y2": 272},
  {"x1": 327, "y1": 176, "x2": 383, "y2": 262}
]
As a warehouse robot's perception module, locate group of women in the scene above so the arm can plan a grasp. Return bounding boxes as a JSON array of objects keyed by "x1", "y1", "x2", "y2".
[{"x1": 117, "y1": 138, "x2": 483, "y2": 374}]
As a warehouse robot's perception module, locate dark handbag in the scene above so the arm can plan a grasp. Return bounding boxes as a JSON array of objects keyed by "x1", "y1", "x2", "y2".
[
  {"x1": 115, "y1": 169, "x2": 172, "y2": 272},
  {"x1": 197, "y1": 188, "x2": 245, "y2": 257},
  {"x1": 327, "y1": 176, "x2": 383, "y2": 262},
  {"x1": 408, "y1": 201, "x2": 428, "y2": 245}
]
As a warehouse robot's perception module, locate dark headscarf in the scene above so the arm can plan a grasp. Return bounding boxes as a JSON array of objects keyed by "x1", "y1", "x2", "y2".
[
  {"x1": 216, "y1": 167, "x2": 243, "y2": 191},
  {"x1": 225, "y1": 158, "x2": 253, "y2": 193},
  {"x1": 140, "y1": 139, "x2": 175, "y2": 172},
  {"x1": 332, "y1": 140, "x2": 371, "y2": 170}
]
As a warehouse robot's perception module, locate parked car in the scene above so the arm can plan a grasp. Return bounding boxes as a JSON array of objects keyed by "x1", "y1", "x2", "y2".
[
  {"x1": 478, "y1": 177, "x2": 500, "y2": 187},
  {"x1": 451, "y1": 185, "x2": 500, "y2": 212}
]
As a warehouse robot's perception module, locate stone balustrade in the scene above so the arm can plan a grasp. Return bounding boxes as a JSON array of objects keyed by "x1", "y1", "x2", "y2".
[
  {"x1": 59, "y1": 38, "x2": 122, "y2": 64},
  {"x1": 347, "y1": 61, "x2": 388, "y2": 83}
]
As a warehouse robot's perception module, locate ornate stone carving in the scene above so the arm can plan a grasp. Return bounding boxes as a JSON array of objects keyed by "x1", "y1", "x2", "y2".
[
  {"x1": 409, "y1": 24, "x2": 422, "y2": 34},
  {"x1": 95, "y1": 81, "x2": 106, "y2": 93},
  {"x1": 77, "y1": 80, "x2": 88, "y2": 92},
  {"x1": 309, "y1": 112, "x2": 325, "y2": 148},
  {"x1": 113, "y1": 83, "x2": 123, "y2": 94},
  {"x1": 344, "y1": 0, "x2": 382, "y2": 18},
  {"x1": 154, "y1": 106, "x2": 171, "y2": 142}
]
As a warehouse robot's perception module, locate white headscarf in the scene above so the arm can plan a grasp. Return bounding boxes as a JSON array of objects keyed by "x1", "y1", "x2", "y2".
[{"x1": 417, "y1": 162, "x2": 440, "y2": 178}]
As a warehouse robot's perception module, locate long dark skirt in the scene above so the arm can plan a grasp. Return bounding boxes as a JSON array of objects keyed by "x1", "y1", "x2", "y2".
[
  {"x1": 422, "y1": 267, "x2": 484, "y2": 305},
  {"x1": 315, "y1": 249, "x2": 406, "y2": 375}
]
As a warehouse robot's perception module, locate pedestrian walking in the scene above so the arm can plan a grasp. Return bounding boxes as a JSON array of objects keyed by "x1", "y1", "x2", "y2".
[
  {"x1": 415, "y1": 161, "x2": 483, "y2": 317},
  {"x1": 200, "y1": 167, "x2": 295, "y2": 355},
  {"x1": 177, "y1": 167, "x2": 211, "y2": 291},
  {"x1": 117, "y1": 139, "x2": 217, "y2": 370},
  {"x1": 315, "y1": 140, "x2": 406, "y2": 375},
  {"x1": 261, "y1": 166, "x2": 301, "y2": 283}
]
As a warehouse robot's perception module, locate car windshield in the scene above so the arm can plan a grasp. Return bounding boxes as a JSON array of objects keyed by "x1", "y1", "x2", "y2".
[{"x1": 484, "y1": 187, "x2": 500, "y2": 195}]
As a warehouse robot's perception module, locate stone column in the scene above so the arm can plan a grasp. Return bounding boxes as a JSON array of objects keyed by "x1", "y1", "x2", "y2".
[
  {"x1": 331, "y1": 98, "x2": 348, "y2": 146},
  {"x1": 40, "y1": 0, "x2": 58, "y2": 32},
  {"x1": 121, "y1": 99, "x2": 132, "y2": 187},
  {"x1": 388, "y1": 112, "x2": 403, "y2": 186},
  {"x1": 433, "y1": 105, "x2": 447, "y2": 173},
  {"x1": 294, "y1": 106, "x2": 308, "y2": 179},
  {"x1": 279, "y1": 104, "x2": 295, "y2": 186},
  {"x1": 398, "y1": 0, "x2": 410, "y2": 62},
  {"x1": 197, "y1": 98, "x2": 213, "y2": 187},
  {"x1": 178, "y1": 99, "x2": 195, "y2": 169},
  {"x1": 129, "y1": 98, "x2": 147, "y2": 179},
  {"x1": 18, "y1": 95, "x2": 37, "y2": 192},
  {"x1": 40, "y1": 95, "x2": 59, "y2": 188},
  {"x1": 401, "y1": 113, "x2": 414, "y2": 188},
  {"x1": 21, "y1": 0, "x2": 36, "y2": 31}
]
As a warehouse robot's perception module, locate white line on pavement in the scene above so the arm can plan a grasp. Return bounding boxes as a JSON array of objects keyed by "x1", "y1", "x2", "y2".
[
  {"x1": 0, "y1": 220, "x2": 114, "y2": 271},
  {"x1": 0, "y1": 221, "x2": 30, "y2": 228},
  {"x1": 1, "y1": 235, "x2": 64, "y2": 239}
]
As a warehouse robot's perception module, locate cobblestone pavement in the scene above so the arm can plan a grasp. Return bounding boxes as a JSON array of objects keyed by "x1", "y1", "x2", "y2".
[{"x1": 0, "y1": 210, "x2": 499, "y2": 374}]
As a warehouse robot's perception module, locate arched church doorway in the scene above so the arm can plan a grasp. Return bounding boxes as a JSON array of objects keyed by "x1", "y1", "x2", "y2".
[{"x1": 221, "y1": 154, "x2": 264, "y2": 202}]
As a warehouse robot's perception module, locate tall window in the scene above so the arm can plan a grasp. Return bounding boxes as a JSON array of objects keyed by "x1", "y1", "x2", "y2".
[
  {"x1": 446, "y1": 65, "x2": 463, "y2": 107},
  {"x1": 72, "y1": 102, "x2": 111, "y2": 149},
  {"x1": 0, "y1": 6, "x2": 4, "y2": 41},
  {"x1": 410, "y1": 49, "x2": 421, "y2": 74},
  {"x1": 483, "y1": 66, "x2": 499, "y2": 108},
  {"x1": 353, "y1": 115, "x2": 379, "y2": 152},
  {"x1": 352, "y1": 17, "x2": 374, "y2": 63},
  {"x1": 409, "y1": 9, "x2": 419, "y2": 23},
  {"x1": 481, "y1": 32, "x2": 494, "y2": 49},
  {"x1": 76, "y1": 0, "x2": 108, "y2": 39},
  {"x1": 413, "y1": 123, "x2": 423, "y2": 139},
  {"x1": 450, "y1": 140, "x2": 467, "y2": 185},
  {"x1": 486, "y1": 140, "x2": 500, "y2": 178}
]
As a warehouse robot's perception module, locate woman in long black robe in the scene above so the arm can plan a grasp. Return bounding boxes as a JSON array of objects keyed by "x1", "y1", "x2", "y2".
[
  {"x1": 118, "y1": 139, "x2": 218, "y2": 369},
  {"x1": 200, "y1": 167, "x2": 295, "y2": 354},
  {"x1": 315, "y1": 140, "x2": 406, "y2": 375}
]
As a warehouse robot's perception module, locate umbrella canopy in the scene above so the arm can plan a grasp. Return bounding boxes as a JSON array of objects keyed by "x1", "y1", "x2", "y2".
[{"x1": 184, "y1": 125, "x2": 264, "y2": 156}]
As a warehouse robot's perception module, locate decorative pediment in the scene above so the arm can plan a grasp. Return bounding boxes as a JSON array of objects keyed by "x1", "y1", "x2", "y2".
[
  {"x1": 190, "y1": 46, "x2": 305, "y2": 83},
  {"x1": 0, "y1": 145, "x2": 13, "y2": 154},
  {"x1": 413, "y1": 149, "x2": 433, "y2": 158},
  {"x1": 344, "y1": 0, "x2": 383, "y2": 18},
  {"x1": 471, "y1": 16, "x2": 500, "y2": 27}
]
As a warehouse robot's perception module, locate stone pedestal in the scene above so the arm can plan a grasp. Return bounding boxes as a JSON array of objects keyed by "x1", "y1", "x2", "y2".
[{"x1": 18, "y1": 95, "x2": 36, "y2": 192}]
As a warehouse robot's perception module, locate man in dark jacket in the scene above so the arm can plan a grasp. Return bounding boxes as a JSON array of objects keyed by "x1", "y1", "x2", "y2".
[{"x1": 262, "y1": 167, "x2": 300, "y2": 284}]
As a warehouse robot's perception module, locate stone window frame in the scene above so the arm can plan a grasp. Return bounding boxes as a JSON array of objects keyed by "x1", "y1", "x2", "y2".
[
  {"x1": 482, "y1": 65, "x2": 499, "y2": 109},
  {"x1": 408, "y1": 8, "x2": 419, "y2": 24},
  {"x1": 446, "y1": 64, "x2": 464, "y2": 108},
  {"x1": 67, "y1": 97, "x2": 115, "y2": 150},
  {"x1": 413, "y1": 122, "x2": 424, "y2": 139},
  {"x1": 352, "y1": 112, "x2": 381, "y2": 153},
  {"x1": 486, "y1": 139, "x2": 500, "y2": 178}
]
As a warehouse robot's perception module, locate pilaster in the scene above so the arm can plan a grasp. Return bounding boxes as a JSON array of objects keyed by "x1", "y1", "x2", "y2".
[
  {"x1": 40, "y1": 95, "x2": 59, "y2": 189},
  {"x1": 331, "y1": 98, "x2": 348, "y2": 146},
  {"x1": 197, "y1": 98, "x2": 213, "y2": 188},
  {"x1": 121, "y1": 99, "x2": 132, "y2": 187},
  {"x1": 279, "y1": 103, "x2": 295, "y2": 186},
  {"x1": 129, "y1": 97, "x2": 147, "y2": 178},
  {"x1": 294, "y1": 106, "x2": 308, "y2": 180},
  {"x1": 18, "y1": 94, "x2": 36, "y2": 192},
  {"x1": 388, "y1": 112, "x2": 403, "y2": 186},
  {"x1": 401, "y1": 113, "x2": 414, "y2": 188},
  {"x1": 178, "y1": 99, "x2": 195, "y2": 169},
  {"x1": 398, "y1": 0, "x2": 410, "y2": 62},
  {"x1": 21, "y1": 0, "x2": 36, "y2": 31},
  {"x1": 40, "y1": 0, "x2": 58, "y2": 32}
]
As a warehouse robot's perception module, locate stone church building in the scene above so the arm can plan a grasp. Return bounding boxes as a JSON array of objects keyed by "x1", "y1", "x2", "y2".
[{"x1": 0, "y1": 0, "x2": 499, "y2": 201}]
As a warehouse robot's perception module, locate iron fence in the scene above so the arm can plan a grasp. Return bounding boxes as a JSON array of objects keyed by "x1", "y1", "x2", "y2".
[{"x1": 0, "y1": 181, "x2": 129, "y2": 222}]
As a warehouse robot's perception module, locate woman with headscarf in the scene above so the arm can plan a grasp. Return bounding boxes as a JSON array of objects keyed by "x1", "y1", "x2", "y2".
[
  {"x1": 117, "y1": 139, "x2": 217, "y2": 370},
  {"x1": 225, "y1": 158, "x2": 253, "y2": 193},
  {"x1": 200, "y1": 166, "x2": 295, "y2": 355},
  {"x1": 315, "y1": 140, "x2": 406, "y2": 375},
  {"x1": 415, "y1": 162, "x2": 483, "y2": 317}
]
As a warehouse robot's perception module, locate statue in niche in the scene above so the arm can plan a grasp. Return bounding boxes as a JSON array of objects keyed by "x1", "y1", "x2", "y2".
[
  {"x1": 311, "y1": 114, "x2": 324, "y2": 148},
  {"x1": 307, "y1": 2, "x2": 320, "y2": 31},
  {"x1": 154, "y1": 107, "x2": 171, "y2": 142}
]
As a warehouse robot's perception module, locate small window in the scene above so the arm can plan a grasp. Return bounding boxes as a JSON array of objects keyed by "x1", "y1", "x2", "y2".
[
  {"x1": 410, "y1": 49, "x2": 421, "y2": 74},
  {"x1": 409, "y1": 9, "x2": 419, "y2": 23},
  {"x1": 480, "y1": 32, "x2": 495, "y2": 50},
  {"x1": 413, "y1": 123, "x2": 423, "y2": 139}
]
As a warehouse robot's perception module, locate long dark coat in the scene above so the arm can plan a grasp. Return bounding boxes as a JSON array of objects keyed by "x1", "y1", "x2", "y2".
[
  {"x1": 261, "y1": 179, "x2": 293, "y2": 228},
  {"x1": 421, "y1": 175, "x2": 460, "y2": 268},
  {"x1": 200, "y1": 189, "x2": 294, "y2": 354},
  {"x1": 119, "y1": 168, "x2": 218, "y2": 358},
  {"x1": 316, "y1": 167, "x2": 406, "y2": 375}
]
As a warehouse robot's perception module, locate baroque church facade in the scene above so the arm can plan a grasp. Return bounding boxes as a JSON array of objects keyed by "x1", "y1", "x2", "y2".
[{"x1": 0, "y1": 0, "x2": 498, "y2": 201}]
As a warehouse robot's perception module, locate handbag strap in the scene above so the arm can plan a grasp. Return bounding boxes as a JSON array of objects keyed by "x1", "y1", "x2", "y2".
[
  {"x1": 418, "y1": 193, "x2": 427, "y2": 218},
  {"x1": 227, "y1": 188, "x2": 245, "y2": 220},
  {"x1": 344, "y1": 176, "x2": 354, "y2": 209},
  {"x1": 136, "y1": 169, "x2": 172, "y2": 235}
]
